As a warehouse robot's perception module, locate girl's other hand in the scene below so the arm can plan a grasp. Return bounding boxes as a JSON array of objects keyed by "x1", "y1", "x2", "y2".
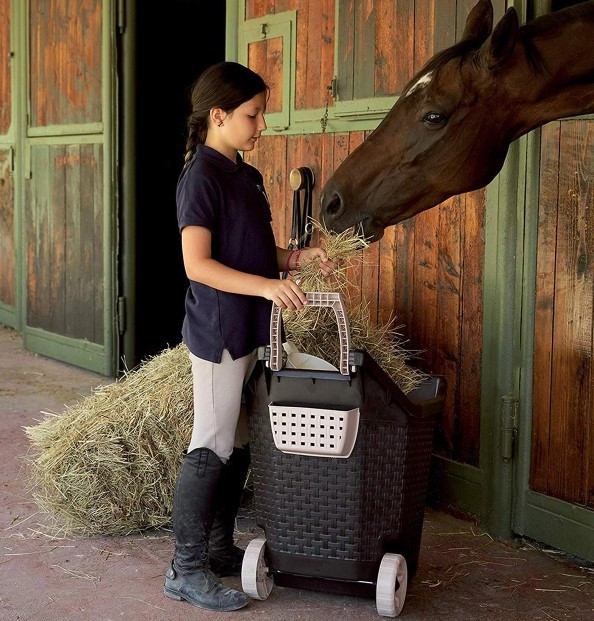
[
  {"x1": 298, "y1": 247, "x2": 339, "y2": 277},
  {"x1": 262, "y1": 278, "x2": 307, "y2": 310}
]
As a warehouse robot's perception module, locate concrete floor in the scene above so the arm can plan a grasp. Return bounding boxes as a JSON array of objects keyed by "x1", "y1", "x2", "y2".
[{"x1": 1, "y1": 325, "x2": 593, "y2": 621}]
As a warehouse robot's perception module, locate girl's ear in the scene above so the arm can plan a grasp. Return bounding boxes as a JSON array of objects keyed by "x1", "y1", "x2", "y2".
[{"x1": 210, "y1": 108, "x2": 227, "y2": 127}]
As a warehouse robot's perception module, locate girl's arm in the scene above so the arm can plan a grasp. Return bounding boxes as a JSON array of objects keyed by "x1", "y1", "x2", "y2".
[
  {"x1": 182, "y1": 226, "x2": 307, "y2": 310},
  {"x1": 276, "y1": 246, "x2": 336, "y2": 277}
]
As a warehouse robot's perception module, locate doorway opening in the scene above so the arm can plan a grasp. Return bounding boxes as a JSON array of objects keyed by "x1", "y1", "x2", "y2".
[{"x1": 133, "y1": 1, "x2": 226, "y2": 364}]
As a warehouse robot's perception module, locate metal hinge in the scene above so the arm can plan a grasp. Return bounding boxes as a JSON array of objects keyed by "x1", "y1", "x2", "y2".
[
  {"x1": 329, "y1": 76, "x2": 338, "y2": 100},
  {"x1": 117, "y1": 296, "x2": 126, "y2": 335},
  {"x1": 501, "y1": 396, "x2": 518, "y2": 463}
]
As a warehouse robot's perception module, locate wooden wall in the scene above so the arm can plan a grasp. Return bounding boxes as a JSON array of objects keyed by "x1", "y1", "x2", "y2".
[
  {"x1": 531, "y1": 120, "x2": 594, "y2": 509},
  {"x1": 243, "y1": 0, "x2": 505, "y2": 466}
]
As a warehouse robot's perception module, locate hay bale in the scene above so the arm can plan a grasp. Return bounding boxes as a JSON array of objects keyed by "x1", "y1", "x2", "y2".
[
  {"x1": 25, "y1": 223, "x2": 428, "y2": 536},
  {"x1": 25, "y1": 345, "x2": 193, "y2": 536}
]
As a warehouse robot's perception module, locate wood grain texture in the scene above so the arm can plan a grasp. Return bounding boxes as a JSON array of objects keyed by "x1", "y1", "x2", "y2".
[
  {"x1": 26, "y1": 144, "x2": 104, "y2": 343},
  {"x1": 531, "y1": 122, "x2": 560, "y2": 495},
  {"x1": 374, "y1": 0, "x2": 414, "y2": 96},
  {"x1": 29, "y1": 0, "x2": 102, "y2": 127},
  {"x1": 549, "y1": 121, "x2": 593, "y2": 505},
  {"x1": 531, "y1": 119, "x2": 594, "y2": 508},
  {"x1": 248, "y1": 37, "x2": 283, "y2": 113}
]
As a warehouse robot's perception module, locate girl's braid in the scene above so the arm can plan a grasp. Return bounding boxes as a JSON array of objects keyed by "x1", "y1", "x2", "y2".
[{"x1": 184, "y1": 113, "x2": 208, "y2": 165}]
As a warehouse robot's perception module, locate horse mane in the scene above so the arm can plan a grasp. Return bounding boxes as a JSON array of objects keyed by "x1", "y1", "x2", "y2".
[{"x1": 518, "y1": 2, "x2": 594, "y2": 74}]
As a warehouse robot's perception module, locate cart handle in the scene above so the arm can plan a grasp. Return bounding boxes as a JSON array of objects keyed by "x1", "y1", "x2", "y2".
[{"x1": 269, "y1": 292, "x2": 351, "y2": 376}]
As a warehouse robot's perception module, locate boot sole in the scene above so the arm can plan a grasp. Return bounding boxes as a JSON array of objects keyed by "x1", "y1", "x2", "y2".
[{"x1": 164, "y1": 587, "x2": 250, "y2": 612}]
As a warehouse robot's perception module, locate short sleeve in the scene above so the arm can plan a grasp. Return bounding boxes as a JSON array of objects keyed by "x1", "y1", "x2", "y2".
[{"x1": 176, "y1": 161, "x2": 219, "y2": 232}]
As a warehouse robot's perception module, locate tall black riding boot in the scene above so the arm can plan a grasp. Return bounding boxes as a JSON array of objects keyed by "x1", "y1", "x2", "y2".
[
  {"x1": 164, "y1": 447, "x2": 250, "y2": 611},
  {"x1": 209, "y1": 446, "x2": 251, "y2": 577}
]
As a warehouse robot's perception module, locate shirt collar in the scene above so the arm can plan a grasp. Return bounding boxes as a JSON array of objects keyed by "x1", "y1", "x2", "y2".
[{"x1": 195, "y1": 144, "x2": 243, "y2": 172}]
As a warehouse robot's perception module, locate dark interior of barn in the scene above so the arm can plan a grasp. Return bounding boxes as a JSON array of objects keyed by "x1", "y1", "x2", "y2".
[{"x1": 133, "y1": 0, "x2": 226, "y2": 363}]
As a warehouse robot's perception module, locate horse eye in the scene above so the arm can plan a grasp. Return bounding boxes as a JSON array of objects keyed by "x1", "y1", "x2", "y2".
[{"x1": 422, "y1": 112, "x2": 447, "y2": 127}]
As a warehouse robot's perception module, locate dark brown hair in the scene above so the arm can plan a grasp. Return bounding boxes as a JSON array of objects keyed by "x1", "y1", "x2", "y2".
[{"x1": 184, "y1": 62, "x2": 268, "y2": 163}]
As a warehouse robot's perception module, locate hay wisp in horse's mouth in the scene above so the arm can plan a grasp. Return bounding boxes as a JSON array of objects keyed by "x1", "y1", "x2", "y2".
[{"x1": 357, "y1": 216, "x2": 385, "y2": 243}]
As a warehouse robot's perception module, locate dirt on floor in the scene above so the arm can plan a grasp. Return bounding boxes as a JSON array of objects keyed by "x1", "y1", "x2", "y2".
[{"x1": 1, "y1": 325, "x2": 593, "y2": 621}]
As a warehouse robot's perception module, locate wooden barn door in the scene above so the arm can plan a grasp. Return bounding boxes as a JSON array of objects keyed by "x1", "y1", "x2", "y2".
[
  {"x1": 515, "y1": 119, "x2": 594, "y2": 561},
  {"x1": 22, "y1": 0, "x2": 116, "y2": 375},
  {"x1": 0, "y1": 0, "x2": 17, "y2": 329}
]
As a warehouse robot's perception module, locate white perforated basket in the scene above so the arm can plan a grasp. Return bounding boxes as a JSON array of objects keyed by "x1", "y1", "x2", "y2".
[{"x1": 268, "y1": 403, "x2": 360, "y2": 458}]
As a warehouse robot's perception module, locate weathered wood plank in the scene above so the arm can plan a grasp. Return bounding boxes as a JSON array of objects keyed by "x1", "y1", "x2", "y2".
[
  {"x1": 436, "y1": 195, "x2": 462, "y2": 458},
  {"x1": 353, "y1": 0, "x2": 375, "y2": 100},
  {"x1": 27, "y1": 146, "x2": 51, "y2": 330},
  {"x1": 319, "y1": 0, "x2": 335, "y2": 111},
  {"x1": 48, "y1": 145, "x2": 66, "y2": 335},
  {"x1": 414, "y1": 0, "x2": 456, "y2": 72},
  {"x1": 531, "y1": 122, "x2": 561, "y2": 495},
  {"x1": 257, "y1": 135, "x2": 286, "y2": 246},
  {"x1": 65, "y1": 144, "x2": 83, "y2": 339},
  {"x1": 30, "y1": 0, "x2": 102, "y2": 126},
  {"x1": 305, "y1": 1, "x2": 322, "y2": 109},
  {"x1": 248, "y1": 38, "x2": 283, "y2": 114},
  {"x1": 79, "y1": 144, "x2": 97, "y2": 341},
  {"x1": 337, "y1": 0, "x2": 355, "y2": 101},
  {"x1": 548, "y1": 120, "x2": 593, "y2": 505},
  {"x1": 246, "y1": 0, "x2": 273, "y2": 20},
  {"x1": 411, "y1": 209, "x2": 439, "y2": 371},
  {"x1": 0, "y1": 0, "x2": 11, "y2": 134},
  {"x1": 375, "y1": 0, "x2": 414, "y2": 96},
  {"x1": 295, "y1": 0, "x2": 309, "y2": 110},
  {"x1": 0, "y1": 149, "x2": 15, "y2": 306},
  {"x1": 93, "y1": 143, "x2": 104, "y2": 345},
  {"x1": 459, "y1": 189, "x2": 485, "y2": 466}
]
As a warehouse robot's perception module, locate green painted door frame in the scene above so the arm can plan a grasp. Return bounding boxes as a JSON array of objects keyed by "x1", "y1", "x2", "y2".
[{"x1": 0, "y1": 0, "x2": 21, "y2": 331}]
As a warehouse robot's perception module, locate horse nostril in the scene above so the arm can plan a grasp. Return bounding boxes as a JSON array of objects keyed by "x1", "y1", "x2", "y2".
[{"x1": 323, "y1": 191, "x2": 344, "y2": 218}]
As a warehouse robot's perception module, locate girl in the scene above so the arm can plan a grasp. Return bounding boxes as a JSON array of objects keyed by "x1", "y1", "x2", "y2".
[{"x1": 164, "y1": 62, "x2": 335, "y2": 612}]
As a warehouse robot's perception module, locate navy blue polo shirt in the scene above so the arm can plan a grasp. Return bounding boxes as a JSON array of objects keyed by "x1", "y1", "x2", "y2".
[{"x1": 177, "y1": 144, "x2": 279, "y2": 362}]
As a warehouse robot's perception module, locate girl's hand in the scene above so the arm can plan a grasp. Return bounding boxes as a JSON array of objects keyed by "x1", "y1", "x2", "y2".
[
  {"x1": 261, "y1": 278, "x2": 307, "y2": 310},
  {"x1": 295, "y1": 247, "x2": 338, "y2": 277}
]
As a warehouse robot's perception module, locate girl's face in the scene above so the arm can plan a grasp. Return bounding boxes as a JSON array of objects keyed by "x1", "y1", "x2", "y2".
[{"x1": 208, "y1": 91, "x2": 267, "y2": 161}]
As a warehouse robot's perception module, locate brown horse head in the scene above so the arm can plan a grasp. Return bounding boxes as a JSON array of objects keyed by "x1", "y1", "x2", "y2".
[{"x1": 320, "y1": 0, "x2": 594, "y2": 240}]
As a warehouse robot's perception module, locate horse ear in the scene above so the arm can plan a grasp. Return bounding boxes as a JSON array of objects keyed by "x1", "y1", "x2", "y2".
[
  {"x1": 461, "y1": 0, "x2": 493, "y2": 43},
  {"x1": 482, "y1": 7, "x2": 520, "y2": 70}
]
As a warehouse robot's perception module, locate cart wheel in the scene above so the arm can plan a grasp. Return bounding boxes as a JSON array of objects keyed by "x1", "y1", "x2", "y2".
[
  {"x1": 241, "y1": 538, "x2": 273, "y2": 600},
  {"x1": 376, "y1": 553, "x2": 408, "y2": 617}
]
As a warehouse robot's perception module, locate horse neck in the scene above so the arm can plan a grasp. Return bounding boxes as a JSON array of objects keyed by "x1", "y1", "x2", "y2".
[{"x1": 501, "y1": 10, "x2": 594, "y2": 140}]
